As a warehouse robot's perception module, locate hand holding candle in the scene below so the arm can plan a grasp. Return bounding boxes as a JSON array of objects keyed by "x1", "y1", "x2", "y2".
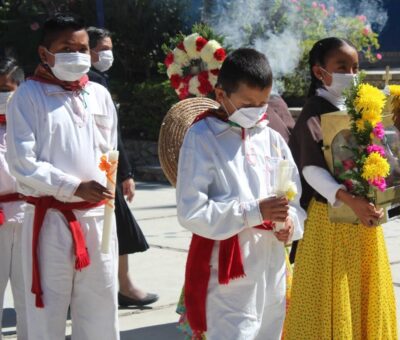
[
  {"x1": 274, "y1": 159, "x2": 298, "y2": 231},
  {"x1": 99, "y1": 150, "x2": 119, "y2": 254}
]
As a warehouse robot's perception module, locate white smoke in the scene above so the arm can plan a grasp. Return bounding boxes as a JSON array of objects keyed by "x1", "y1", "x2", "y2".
[{"x1": 203, "y1": 0, "x2": 388, "y2": 93}]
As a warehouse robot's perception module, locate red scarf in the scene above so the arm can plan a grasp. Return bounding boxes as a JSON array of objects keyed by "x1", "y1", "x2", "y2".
[
  {"x1": 184, "y1": 109, "x2": 272, "y2": 337},
  {"x1": 29, "y1": 63, "x2": 88, "y2": 92},
  {"x1": 0, "y1": 115, "x2": 6, "y2": 125},
  {"x1": 25, "y1": 196, "x2": 105, "y2": 308},
  {"x1": 0, "y1": 193, "x2": 25, "y2": 226}
]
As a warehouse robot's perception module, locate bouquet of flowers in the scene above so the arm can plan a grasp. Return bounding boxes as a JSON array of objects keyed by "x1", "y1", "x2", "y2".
[
  {"x1": 160, "y1": 24, "x2": 227, "y2": 100},
  {"x1": 336, "y1": 75, "x2": 390, "y2": 197}
]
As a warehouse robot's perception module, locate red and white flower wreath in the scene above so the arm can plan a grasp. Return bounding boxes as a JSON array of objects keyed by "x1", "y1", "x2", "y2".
[{"x1": 164, "y1": 33, "x2": 226, "y2": 100}]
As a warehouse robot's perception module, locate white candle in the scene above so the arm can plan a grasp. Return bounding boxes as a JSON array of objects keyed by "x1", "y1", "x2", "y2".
[
  {"x1": 101, "y1": 150, "x2": 119, "y2": 254},
  {"x1": 275, "y1": 159, "x2": 293, "y2": 231}
]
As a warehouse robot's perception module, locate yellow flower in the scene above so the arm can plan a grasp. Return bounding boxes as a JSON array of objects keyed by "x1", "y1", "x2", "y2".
[
  {"x1": 285, "y1": 181, "x2": 298, "y2": 201},
  {"x1": 389, "y1": 85, "x2": 400, "y2": 98},
  {"x1": 361, "y1": 152, "x2": 390, "y2": 181},
  {"x1": 354, "y1": 84, "x2": 386, "y2": 125},
  {"x1": 356, "y1": 119, "x2": 367, "y2": 131}
]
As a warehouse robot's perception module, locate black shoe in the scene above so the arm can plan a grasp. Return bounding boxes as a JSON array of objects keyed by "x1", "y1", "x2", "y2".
[{"x1": 118, "y1": 292, "x2": 159, "y2": 307}]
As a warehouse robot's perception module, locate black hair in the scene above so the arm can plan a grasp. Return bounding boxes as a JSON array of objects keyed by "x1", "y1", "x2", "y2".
[
  {"x1": 0, "y1": 57, "x2": 24, "y2": 85},
  {"x1": 87, "y1": 27, "x2": 111, "y2": 49},
  {"x1": 40, "y1": 13, "x2": 86, "y2": 48},
  {"x1": 308, "y1": 37, "x2": 356, "y2": 97},
  {"x1": 217, "y1": 48, "x2": 273, "y2": 95}
]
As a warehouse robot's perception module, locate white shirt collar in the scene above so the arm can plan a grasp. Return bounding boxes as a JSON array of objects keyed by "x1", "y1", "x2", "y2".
[{"x1": 316, "y1": 88, "x2": 346, "y2": 111}]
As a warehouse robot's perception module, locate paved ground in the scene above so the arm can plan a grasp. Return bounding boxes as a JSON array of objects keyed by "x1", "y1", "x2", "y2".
[{"x1": 2, "y1": 181, "x2": 400, "y2": 339}]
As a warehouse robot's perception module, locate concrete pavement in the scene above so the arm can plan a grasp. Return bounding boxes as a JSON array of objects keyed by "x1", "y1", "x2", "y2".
[{"x1": 2, "y1": 181, "x2": 400, "y2": 339}]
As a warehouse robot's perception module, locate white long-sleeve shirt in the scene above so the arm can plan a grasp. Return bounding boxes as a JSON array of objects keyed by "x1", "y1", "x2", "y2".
[
  {"x1": 0, "y1": 124, "x2": 25, "y2": 223},
  {"x1": 5, "y1": 80, "x2": 117, "y2": 206},
  {"x1": 176, "y1": 117, "x2": 306, "y2": 241}
]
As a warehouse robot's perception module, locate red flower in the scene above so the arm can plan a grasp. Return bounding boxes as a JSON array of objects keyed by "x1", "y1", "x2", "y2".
[
  {"x1": 196, "y1": 37, "x2": 208, "y2": 52},
  {"x1": 342, "y1": 159, "x2": 356, "y2": 171},
  {"x1": 179, "y1": 86, "x2": 189, "y2": 100},
  {"x1": 198, "y1": 71, "x2": 209, "y2": 82},
  {"x1": 343, "y1": 179, "x2": 354, "y2": 192},
  {"x1": 182, "y1": 75, "x2": 192, "y2": 84},
  {"x1": 214, "y1": 48, "x2": 226, "y2": 62},
  {"x1": 210, "y1": 69, "x2": 219, "y2": 76},
  {"x1": 164, "y1": 52, "x2": 174, "y2": 67},
  {"x1": 177, "y1": 42, "x2": 186, "y2": 52},
  {"x1": 170, "y1": 74, "x2": 182, "y2": 89},
  {"x1": 198, "y1": 78, "x2": 213, "y2": 95}
]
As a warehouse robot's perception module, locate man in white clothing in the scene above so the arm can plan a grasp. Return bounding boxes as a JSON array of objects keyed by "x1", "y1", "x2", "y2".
[
  {"x1": 176, "y1": 48, "x2": 306, "y2": 340},
  {"x1": 0, "y1": 57, "x2": 27, "y2": 340},
  {"x1": 6, "y1": 14, "x2": 119, "y2": 340}
]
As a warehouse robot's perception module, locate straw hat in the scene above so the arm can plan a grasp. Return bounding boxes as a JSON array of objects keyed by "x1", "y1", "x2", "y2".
[{"x1": 158, "y1": 97, "x2": 219, "y2": 187}]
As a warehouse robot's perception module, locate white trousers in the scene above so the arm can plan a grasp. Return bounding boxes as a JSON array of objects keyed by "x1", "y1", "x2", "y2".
[
  {"x1": 21, "y1": 208, "x2": 119, "y2": 340},
  {"x1": 0, "y1": 221, "x2": 27, "y2": 340},
  {"x1": 205, "y1": 229, "x2": 287, "y2": 340}
]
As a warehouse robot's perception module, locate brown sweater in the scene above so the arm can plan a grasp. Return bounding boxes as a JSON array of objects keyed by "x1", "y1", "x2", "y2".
[{"x1": 289, "y1": 96, "x2": 339, "y2": 210}]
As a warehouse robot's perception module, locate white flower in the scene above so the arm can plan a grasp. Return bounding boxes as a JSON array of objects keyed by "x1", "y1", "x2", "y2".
[
  {"x1": 167, "y1": 63, "x2": 183, "y2": 78},
  {"x1": 200, "y1": 40, "x2": 222, "y2": 64},
  {"x1": 183, "y1": 33, "x2": 201, "y2": 59},
  {"x1": 172, "y1": 47, "x2": 190, "y2": 67},
  {"x1": 209, "y1": 73, "x2": 218, "y2": 87},
  {"x1": 189, "y1": 76, "x2": 202, "y2": 97},
  {"x1": 206, "y1": 59, "x2": 223, "y2": 70}
]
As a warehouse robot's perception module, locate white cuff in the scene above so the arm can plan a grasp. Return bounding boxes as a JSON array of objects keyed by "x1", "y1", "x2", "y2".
[
  {"x1": 241, "y1": 200, "x2": 263, "y2": 228},
  {"x1": 56, "y1": 175, "x2": 81, "y2": 200}
]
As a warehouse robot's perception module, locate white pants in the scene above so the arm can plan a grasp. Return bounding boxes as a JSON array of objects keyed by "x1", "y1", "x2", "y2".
[
  {"x1": 205, "y1": 229, "x2": 286, "y2": 340},
  {"x1": 0, "y1": 221, "x2": 27, "y2": 340},
  {"x1": 21, "y1": 208, "x2": 119, "y2": 340}
]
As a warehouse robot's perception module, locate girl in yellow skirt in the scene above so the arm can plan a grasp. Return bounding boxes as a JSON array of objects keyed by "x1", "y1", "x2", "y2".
[{"x1": 285, "y1": 37, "x2": 398, "y2": 339}]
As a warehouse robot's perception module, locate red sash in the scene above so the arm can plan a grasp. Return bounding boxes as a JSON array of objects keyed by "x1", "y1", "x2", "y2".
[{"x1": 25, "y1": 196, "x2": 105, "y2": 308}]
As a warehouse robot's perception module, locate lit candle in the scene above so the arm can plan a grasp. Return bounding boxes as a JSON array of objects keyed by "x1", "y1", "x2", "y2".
[{"x1": 101, "y1": 150, "x2": 119, "y2": 254}]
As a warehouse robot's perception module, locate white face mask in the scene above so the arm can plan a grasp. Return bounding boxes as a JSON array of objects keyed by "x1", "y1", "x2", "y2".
[
  {"x1": 93, "y1": 50, "x2": 114, "y2": 72},
  {"x1": 0, "y1": 91, "x2": 14, "y2": 114},
  {"x1": 321, "y1": 68, "x2": 357, "y2": 97},
  {"x1": 224, "y1": 97, "x2": 268, "y2": 129},
  {"x1": 47, "y1": 50, "x2": 91, "y2": 82}
]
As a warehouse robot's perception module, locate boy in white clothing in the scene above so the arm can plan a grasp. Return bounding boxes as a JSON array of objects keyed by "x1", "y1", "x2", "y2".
[
  {"x1": 176, "y1": 48, "x2": 306, "y2": 340},
  {"x1": 0, "y1": 57, "x2": 27, "y2": 340},
  {"x1": 6, "y1": 14, "x2": 119, "y2": 340}
]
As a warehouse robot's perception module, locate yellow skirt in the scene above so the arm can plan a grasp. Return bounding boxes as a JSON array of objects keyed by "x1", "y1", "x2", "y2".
[{"x1": 284, "y1": 199, "x2": 398, "y2": 340}]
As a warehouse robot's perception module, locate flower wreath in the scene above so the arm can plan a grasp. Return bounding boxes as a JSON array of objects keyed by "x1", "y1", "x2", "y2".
[
  {"x1": 164, "y1": 33, "x2": 226, "y2": 100},
  {"x1": 337, "y1": 77, "x2": 390, "y2": 196}
]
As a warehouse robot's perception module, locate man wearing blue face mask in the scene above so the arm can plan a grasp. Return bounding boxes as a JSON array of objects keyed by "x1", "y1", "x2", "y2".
[
  {"x1": 87, "y1": 26, "x2": 158, "y2": 308},
  {"x1": 6, "y1": 14, "x2": 119, "y2": 340},
  {"x1": 176, "y1": 48, "x2": 306, "y2": 340}
]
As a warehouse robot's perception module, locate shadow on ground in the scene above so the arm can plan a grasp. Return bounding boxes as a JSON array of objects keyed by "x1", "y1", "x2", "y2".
[
  {"x1": 136, "y1": 182, "x2": 171, "y2": 190},
  {"x1": 1, "y1": 308, "x2": 16, "y2": 336},
  {"x1": 120, "y1": 322, "x2": 182, "y2": 340}
]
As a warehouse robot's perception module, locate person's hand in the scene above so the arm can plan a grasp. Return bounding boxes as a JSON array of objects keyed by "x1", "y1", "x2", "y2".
[
  {"x1": 336, "y1": 189, "x2": 383, "y2": 227},
  {"x1": 75, "y1": 180, "x2": 114, "y2": 203},
  {"x1": 122, "y1": 178, "x2": 135, "y2": 203},
  {"x1": 274, "y1": 217, "x2": 294, "y2": 243},
  {"x1": 259, "y1": 196, "x2": 289, "y2": 222}
]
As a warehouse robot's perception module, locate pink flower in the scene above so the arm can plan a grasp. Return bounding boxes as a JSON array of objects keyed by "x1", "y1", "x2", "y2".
[
  {"x1": 30, "y1": 22, "x2": 40, "y2": 31},
  {"x1": 297, "y1": 5, "x2": 302, "y2": 11},
  {"x1": 304, "y1": 19, "x2": 310, "y2": 25},
  {"x1": 363, "y1": 27, "x2": 370, "y2": 36},
  {"x1": 290, "y1": 0, "x2": 298, "y2": 3},
  {"x1": 376, "y1": 53, "x2": 382, "y2": 60},
  {"x1": 319, "y1": 3, "x2": 326, "y2": 10},
  {"x1": 369, "y1": 177, "x2": 387, "y2": 192},
  {"x1": 373, "y1": 122, "x2": 385, "y2": 140},
  {"x1": 312, "y1": 2, "x2": 318, "y2": 8},
  {"x1": 329, "y1": 6, "x2": 335, "y2": 13},
  {"x1": 367, "y1": 144, "x2": 386, "y2": 157},
  {"x1": 357, "y1": 15, "x2": 367, "y2": 23}
]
